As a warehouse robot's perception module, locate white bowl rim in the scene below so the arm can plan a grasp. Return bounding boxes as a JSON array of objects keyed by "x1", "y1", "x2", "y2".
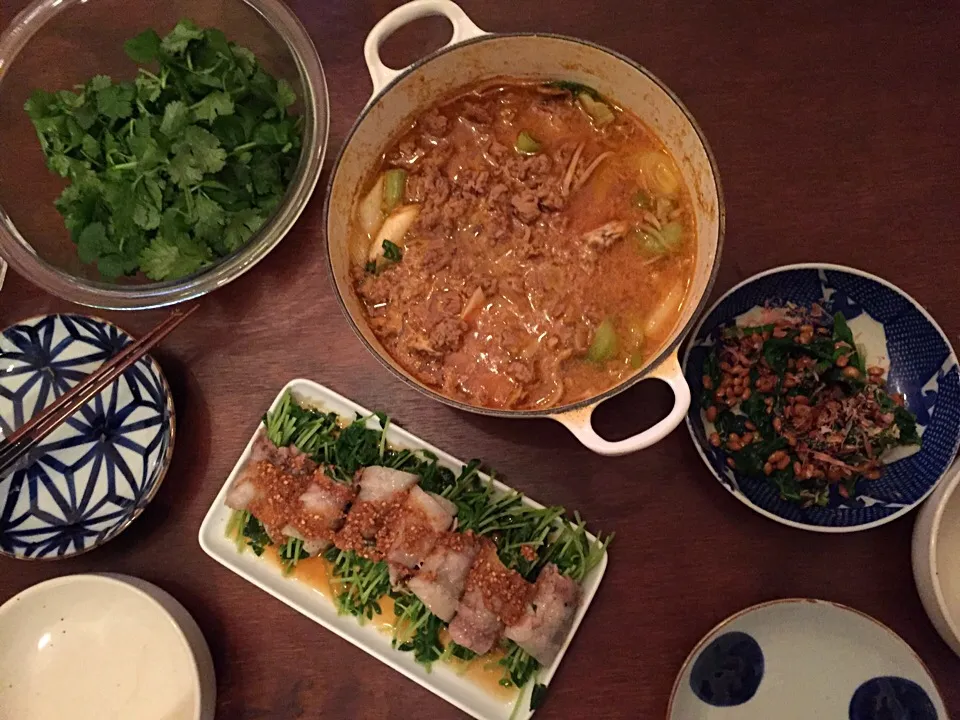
[
  {"x1": 681, "y1": 261, "x2": 960, "y2": 533},
  {"x1": 665, "y1": 597, "x2": 948, "y2": 717},
  {"x1": 918, "y1": 462, "x2": 960, "y2": 646},
  {"x1": 0, "y1": 573, "x2": 204, "y2": 719}
]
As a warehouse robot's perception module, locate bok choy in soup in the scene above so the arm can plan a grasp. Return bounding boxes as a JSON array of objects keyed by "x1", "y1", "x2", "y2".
[{"x1": 351, "y1": 78, "x2": 696, "y2": 410}]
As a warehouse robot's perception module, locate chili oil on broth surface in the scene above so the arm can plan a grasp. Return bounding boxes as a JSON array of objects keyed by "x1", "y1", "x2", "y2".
[{"x1": 351, "y1": 78, "x2": 696, "y2": 410}]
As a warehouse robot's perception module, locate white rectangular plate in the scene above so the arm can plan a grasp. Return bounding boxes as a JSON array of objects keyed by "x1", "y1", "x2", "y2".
[{"x1": 198, "y1": 379, "x2": 608, "y2": 720}]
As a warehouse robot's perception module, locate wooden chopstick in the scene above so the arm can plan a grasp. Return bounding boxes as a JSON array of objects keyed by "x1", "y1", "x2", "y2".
[
  {"x1": 13, "y1": 306, "x2": 192, "y2": 441},
  {"x1": 0, "y1": 304, "x2": 198, "y2": 478}
]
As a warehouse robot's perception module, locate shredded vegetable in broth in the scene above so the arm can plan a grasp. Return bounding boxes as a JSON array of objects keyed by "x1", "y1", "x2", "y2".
[{"x1": 350, "y1": 78, "x2": 696, "y2": 410}]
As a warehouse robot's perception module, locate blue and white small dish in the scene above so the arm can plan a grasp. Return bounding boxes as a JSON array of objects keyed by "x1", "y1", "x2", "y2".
[
  {"x1": 682, "y1": 264, "x2": 960, "y2": 532},
  {"x1": 0, "y1": 314, "x2": 175, "y2": 560},
  {"x1": 668, "y1": 598, "x2": 947, "y2": 720}
]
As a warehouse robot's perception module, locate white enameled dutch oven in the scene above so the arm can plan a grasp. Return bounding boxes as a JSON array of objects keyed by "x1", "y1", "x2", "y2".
[{"x1": 325, "y1": 0, "x2": 724, "y2": 456}]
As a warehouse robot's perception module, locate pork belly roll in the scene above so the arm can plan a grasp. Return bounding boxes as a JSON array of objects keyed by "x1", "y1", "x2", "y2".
[
  {"x1": 503, "y1": 563, "x2": 580, "y2": 666},
  {"x1": 226, "y1": 436, "x2": 354, "y2": 553},
  {"x1": 280, "y1": 472, "x2": 356, "y2": 554},
  {"x1": 379, "y1": 486, "x2": 457, "y2": 572},
  {"x1": 225, "y1": 435, "x2": 316, "y2": 513},
  {"x1": 336, "y1": 466, "x2": 421, "y2": 554},
  {"x1": 448, "y1": 539, "x2": 532, "y2": 655},
  {"x1": 407, "y1": 531, "x2": 480, "y2": 622}
]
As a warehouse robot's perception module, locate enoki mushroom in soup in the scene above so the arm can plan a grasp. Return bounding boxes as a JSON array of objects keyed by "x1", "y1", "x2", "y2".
[{"x1": 350, "y1": 78, "x2": 697, "y2": 410}]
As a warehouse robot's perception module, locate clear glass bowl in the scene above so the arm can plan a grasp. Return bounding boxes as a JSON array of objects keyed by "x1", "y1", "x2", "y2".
[{"x1": 0, "y1": 0, "x2": 328, "y2": 309}]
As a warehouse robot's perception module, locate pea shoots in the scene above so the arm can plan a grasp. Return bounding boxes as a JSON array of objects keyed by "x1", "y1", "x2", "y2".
[{"x1": 227, "y1": 391, "x2": 612, "y2": 711}]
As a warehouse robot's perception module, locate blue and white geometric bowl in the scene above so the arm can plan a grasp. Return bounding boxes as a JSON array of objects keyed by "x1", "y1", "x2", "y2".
[
  {"x1": 0, "y1": 314, "x2": 175, "y2": 559},
  {"x1": 682, "y1": 264, "x2": 960, "y2": 532}
]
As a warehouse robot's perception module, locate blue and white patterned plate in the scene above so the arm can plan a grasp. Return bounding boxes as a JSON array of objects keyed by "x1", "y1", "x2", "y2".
[
  {"x1": 682, "y1": 264, "x2": 960, "y2": 532},
  {"x1": 668, "y1": 599, "x2": 947, "y2": 719},
  {"x1": 0, "y1": 315, "x2": 175, "y2": 559}
]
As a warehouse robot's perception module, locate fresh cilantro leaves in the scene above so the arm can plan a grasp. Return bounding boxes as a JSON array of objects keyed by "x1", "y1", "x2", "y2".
[
  {"x1": 160, "y1": 19, "x2": 205, "y2": 55},
  {"x1": 159, "y1": 101, "x2": 190, "y2": 137},
  {"x1": 192, "y1": 91, "x2": 234, "y2": 123},
  {"x1": 25, "y1": 19, "x2": 302, "y2": 281},
  {"x1": 139, "y1": 233, "x2": 210, "y2": 280},
  {"x1": 123, "y1": 29, "x2": 161, "y2": 64}
]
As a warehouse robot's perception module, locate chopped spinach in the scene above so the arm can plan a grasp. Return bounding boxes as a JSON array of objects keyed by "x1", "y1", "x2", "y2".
[
  {"x1": 705, "y1": 307, "x2": 921, "y2": 507},
  {"x1": 700, "y1": 349, "x2": 720, "y2": 409}
]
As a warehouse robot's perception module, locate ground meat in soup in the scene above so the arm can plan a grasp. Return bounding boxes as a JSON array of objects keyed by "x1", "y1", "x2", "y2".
[{"x1": 351, "y1": 79, "x2": 696, "y2": 410}]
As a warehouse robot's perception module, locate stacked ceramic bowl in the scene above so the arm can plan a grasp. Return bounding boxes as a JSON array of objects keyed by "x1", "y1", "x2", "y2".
[
  {"x1": 913, "y1": 458, "x2": 960, "y2": 656},
  {"x1": 0, "y1": 574, "x2": 215, "y2": 719}
]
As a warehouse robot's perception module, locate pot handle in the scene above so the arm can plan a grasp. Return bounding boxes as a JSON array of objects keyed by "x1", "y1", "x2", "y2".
[
  {"x1": 363, "y1": 0, "x2": 487, "y2": 102},
  {"x1": 551, "y1": 351, "x2": 691, "y2": 456}
]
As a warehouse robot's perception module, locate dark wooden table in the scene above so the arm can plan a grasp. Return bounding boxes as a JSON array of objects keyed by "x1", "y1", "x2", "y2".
[{"x1": 2, "y1": 0, "x2": 960, "y2": 717}]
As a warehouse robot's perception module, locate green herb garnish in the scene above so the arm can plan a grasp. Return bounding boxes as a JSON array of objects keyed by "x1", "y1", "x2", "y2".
[
  {"x1": 226, "y1": 510, "x2": 272, "y2": 556},
  {"x1": 500, "y1": 641, "x2": 540, "y2": 688},
  {"x1": 382, "y1": 239, "x2": 403, "y2": 263},
  {"x1": 542, "y1": 80, "x2": 601, "y2": 100},
  {"x1": 393, "y1": 595, "x2": 445, "y2": 667},
  {"x1": 24, "y1": 19, "x2": 302, "y2": 280},
  {"x1": 323, "y1": 547, "x2": 392, "y2": 620}
]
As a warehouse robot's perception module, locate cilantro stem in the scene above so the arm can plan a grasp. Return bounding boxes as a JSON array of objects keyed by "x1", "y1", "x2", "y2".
[
  {"x1": 230, "y1": 141, "x2": 262, "y2": 155},
  {"x1": 197, "y1": 180, "x2": 231, "y2": 191},
  {"x1": 139, "y1": 68, "x2": 163, "y2": 83},
  {"x1": 110, "y1": 161, "x2": 138, "y2": 171}
]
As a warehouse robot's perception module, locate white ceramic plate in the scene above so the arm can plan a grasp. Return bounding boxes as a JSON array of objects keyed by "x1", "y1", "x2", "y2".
[
  {"x1": 668, "y1": 598, "x2": 946, "y2": 720},
  {"x1": 198, "y1": 378, "x2": 608, "y2": 720},
  {"x1": 0, "y1": 574, "x2": 215, "y2": 720}
]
